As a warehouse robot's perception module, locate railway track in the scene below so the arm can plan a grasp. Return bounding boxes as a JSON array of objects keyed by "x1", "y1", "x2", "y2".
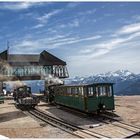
[
  {"x1": 26, "y1": 108, "x2": 110, "y2": 138},
  {"x1": 98, "y1": 113, "x2": 140, "y2": 138},
  {"x1": 54, "y1": 105, "x2": 140, "y2": 138},
  {"x1": 22, "y1": 104, "x2": 140, "y2": 138}
]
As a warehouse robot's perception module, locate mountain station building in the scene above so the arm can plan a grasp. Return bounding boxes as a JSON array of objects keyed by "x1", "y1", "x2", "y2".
[{"x1": 0, "y1": 49, "x2": 69, "y2": 81}]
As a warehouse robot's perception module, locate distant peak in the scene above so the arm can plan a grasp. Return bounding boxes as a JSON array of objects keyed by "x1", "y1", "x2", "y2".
[{"x1": 114, "y1": 70, "x2": 132, "y2": 76}]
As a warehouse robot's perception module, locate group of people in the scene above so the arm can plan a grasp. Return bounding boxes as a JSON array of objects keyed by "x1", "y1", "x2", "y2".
[{"x1": 2, "y1": 89, "x2": 13, "y2": 96}]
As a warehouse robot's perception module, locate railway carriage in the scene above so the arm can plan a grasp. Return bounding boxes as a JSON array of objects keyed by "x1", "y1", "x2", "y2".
[{"x1": 51, "y1": 83, "x2": 115, "y2": 113}]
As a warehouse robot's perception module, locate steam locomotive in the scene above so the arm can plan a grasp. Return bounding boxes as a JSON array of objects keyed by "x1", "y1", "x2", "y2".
[{"x1": 13, "y1": 85, "x2": 39, "y2": 108}]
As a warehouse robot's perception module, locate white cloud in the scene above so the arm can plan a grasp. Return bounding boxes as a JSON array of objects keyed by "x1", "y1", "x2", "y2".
[
  {"x1": 67, "y1": 2, "x2": 80, "y2": 8},
  {"x1": 79, "y1": 49, "x2": 92, "y2": 54},
  {"x1": 32, "y1": 24, "x2": 44, "y2": 29},
  {"x1": 83, "y1": 36, "x2": 101, "y2": 41},
  {"x1": 51, "y1": 35, "x2": 101, "y2": 47},
  {"x1": 11, "y1": 40, "x2": 42, "y2": 54},
  {"x1": 11, "y1": 34, "x2": 69, "y2": 53},
  {"x1": 37, "y1": 9, "x2": 62, "y2": 24},
  {"x1": 78, "y1": 9, "x2": 97, "y2": 16},
  {"x1": 11, "y1": 19, "x2": 140, "y2": 61},
  {"x1": 59, "y1": 19, "x2": 80, "y2": 28},
  {"x1": 32, "y1": 9, "x2": 62, "y2": 29},
  {"x1": 11, "y1": 34, "x2": 101, "y2": 54},
  {"x1": 72, "y1": 31, "x2": 140, "y2": 62},
  {"x1": 70, "y1": 19, "x2": 79, "y2": 27},
  {"x1": 117, "y1": 22, "x2": 140, "y2": 35},
  {"x1": 0, "y1": 2, "x2": 37, "y2": 11}
]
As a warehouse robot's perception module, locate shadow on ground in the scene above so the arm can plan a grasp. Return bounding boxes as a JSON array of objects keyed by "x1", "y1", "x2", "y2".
[
  {"x1": 43, "y1": 104, "x2": 121, "y2": 127},
  {"x1": 8, "y1": 103, "x2": 15, "y2": 105},
  {"x1": 0, "y1": 111, "x2": 27, "y2": 123},
  {"x1": 44, "y1": 106, "x2": 100, "y2": 126}
]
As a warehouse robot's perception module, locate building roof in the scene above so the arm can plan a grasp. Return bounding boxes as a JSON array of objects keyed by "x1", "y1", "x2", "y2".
[
  {"x1": 8, "y1": 54, "x2": 40, "y2": 62},
  {"x1": 39, "y1": 50, "x2": 66, "y2": 65},
  {"x1": 0, "y1": 50, "x2": 66, "y2": 66},
  {"x1": 0, "y1": 50, "x2": 8, "y2": 60}
]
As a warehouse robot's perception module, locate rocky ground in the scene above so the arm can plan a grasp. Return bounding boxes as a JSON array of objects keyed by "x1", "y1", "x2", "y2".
[{"x1": 0, "y1": 96, "x2": 140, "y2": 138}]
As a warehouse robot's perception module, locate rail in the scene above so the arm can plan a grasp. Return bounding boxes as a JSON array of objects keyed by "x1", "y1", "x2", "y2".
[
  {"x1": 27, "y1": 108, "x2": 109, "y2": 138},
  {"x1": 99, "y1": 113, "x2": 140, "y2": 138},
  {"x1": 50, "y1": 105, "x2": 140, "y2": 138}
]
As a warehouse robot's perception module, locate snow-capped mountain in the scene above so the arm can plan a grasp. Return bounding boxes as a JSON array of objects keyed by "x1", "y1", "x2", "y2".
[
  {"x1": 5, "y1": 70, "x2": 140, "y2": 95},
  {"x1": 65, "y1": 70, "x2": 140, "y2": 95}
]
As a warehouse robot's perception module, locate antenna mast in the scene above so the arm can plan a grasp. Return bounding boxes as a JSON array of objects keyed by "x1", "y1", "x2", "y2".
[{"x1": 7, "y1": 41, "x2": 10, "y2": 60}]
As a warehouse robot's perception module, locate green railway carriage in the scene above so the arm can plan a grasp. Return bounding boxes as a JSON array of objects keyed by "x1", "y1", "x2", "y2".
[{"x1": 52, "y1": 83, "x2": 115, "y2": 113}]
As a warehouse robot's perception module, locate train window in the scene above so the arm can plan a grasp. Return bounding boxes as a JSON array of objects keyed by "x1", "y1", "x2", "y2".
[
  {"x1": 67, "y1": 87, "x2": 71, "y2": 95},
  {"x1": 105, "y1": 86, "x2": 109, "y2": 96},
  {"x1": 108, "y1": 86, "x2": 112, "y2": 96},
  {"x1": 95, "y1": 85, "x2": 109, "y2": 97},
  {"x1": 71, "y1": 87, "x2": 78, "y2": 95},
  {"x1": 88, "y1": 87, "x2": 94, "y2": 96},
  {"x1": 72, "y1": 88, "x2": 75, "y2": 94},
  {"x1": 95, "y1": 85, "x2": 113, "y2": 97},
  {"x1": 96, "y1": 86, "x2": 107, "y2": 96},
  {"x1": 75, "y1": 87, "x2": 79, "y2": 95},
  {"x1": 73, "y1": 88, "x2": 75, "y2": 95},
  {"x1": 100, "y1": 86, "x2": 106, "y2": 96},
  {"x1": 103, "y1": 86, "x2": 112, "y2": 97},
  {"x1": 96, "y1": 86, "x2": 99, "y2": 96},
  {"x1": 79, "y1": 87, "x2": 84, "y2": 96},
  {"x1": 81, "y1": 87, "x2": 84, "y2": 96}
]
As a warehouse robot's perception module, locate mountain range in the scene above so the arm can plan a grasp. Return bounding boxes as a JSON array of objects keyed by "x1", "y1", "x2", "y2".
[
  {"x1": 65, "y1": 70, "x2": 140, "y2": 95},
  {"x1": 5, "y1": 70, "x2": 140, "y2": 96}
]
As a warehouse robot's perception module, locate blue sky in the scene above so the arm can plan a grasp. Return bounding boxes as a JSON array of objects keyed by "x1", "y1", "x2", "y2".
[{"x1": 0, "y1": 2, "x2": 140, "y2": 77}]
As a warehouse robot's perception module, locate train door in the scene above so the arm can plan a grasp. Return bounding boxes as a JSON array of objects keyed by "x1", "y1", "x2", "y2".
[
  {"x1": 86, "y1": 85, "x2": 99, "y2": 112},
  {"x1": 96, "y1": 85, "x2": 107, "y2": 110},
  {"x1": 96, "y1": 84, "x2": 113, "y2": 110}
]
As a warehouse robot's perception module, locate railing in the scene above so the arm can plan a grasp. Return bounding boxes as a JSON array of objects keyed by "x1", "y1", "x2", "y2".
[{"x1": 0, "y1": 65, "x2": 69, "y2": 79}]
